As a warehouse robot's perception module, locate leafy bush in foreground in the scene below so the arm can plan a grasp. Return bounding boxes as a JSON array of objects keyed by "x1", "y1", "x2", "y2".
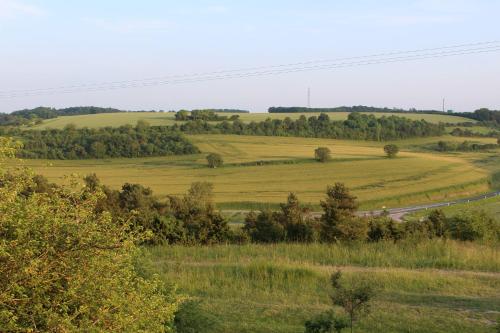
[{"x1": 0, "y1": 140, "x2": 178, "y2": 332}]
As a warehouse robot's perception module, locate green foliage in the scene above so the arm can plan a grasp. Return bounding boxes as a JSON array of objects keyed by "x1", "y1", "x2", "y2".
[
  {"x1": 0, "y1": 167, "x2": 178, "y2": 332},
  {"x1": 178, "y1": 112, "x2": 445, "y2": 141},
  {"x1": 169, "y1": 182, "x2": 231, "y2": 244},
  {"x1": 244, "y1": 193, "x2": 317, "y2": 243},
  {"x1": 83, "y1": 175, "x2": 231, "y2": 245},
  {"x1": 173, "y1": 300, "x2": 220, "y2": 333},
  {"x1": 304, "y1": 311, "x2": 349, "y2": 333},
  {"x1": 435, "y1": 140, "x2": 498, "y2": 152},
  {"x1": 206, "y1": 152, "x2": 224, "y2": 168},
  {"x1": 446, "y1": 210, "x2": 499, "y2": 242},
  {"x1": 268, "y1": 106, "x2": 441, "y2": 114},
  {"x1": 15, "y1": 123, "x2": 199, "y2": 159},
  {"x1": 458, "y1": 108, "x2": 500, "y2": 126},
  {"x1": 306, "y1": 271, "x2": 374, "y2": 333},
  {"x1": 330, "y1": 271, "x2": 375, "y2": 332},
  {"x1": 244, "y1": 210, "x2": 286, "y2": 243},
  {"x1": 175, "y1": 110, "x2": 231, "y2": 121},
  {"x1": 426, "y1": 209, "x2": 448, "y2": 237},
  {"x1": 315, "y1": 147, "x2": 332, "y2": 162},
  {"x1": 367, "y1": 216, "x2": 404, "y2": 242},
  {"x1": 320, "y1": 183, "x2": 366, "y2": 242},
  {"x1": 0, "y1": 106, "x2": 125, "y2": 126},
  {"x1": 383, "y1": 144, "x2": 399, "y2": 158}
]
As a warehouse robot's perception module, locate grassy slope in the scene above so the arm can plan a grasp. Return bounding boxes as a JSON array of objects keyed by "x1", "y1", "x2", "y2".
[
  {"x1": 31, "y1": 111, "x2": 474, "y2": 129},
  {"x1": 14, "y1": 135, "x2": 497, "y2": 210},
  {"x1": 143, "y1": 241, "x2": 500, "y2": 333}
]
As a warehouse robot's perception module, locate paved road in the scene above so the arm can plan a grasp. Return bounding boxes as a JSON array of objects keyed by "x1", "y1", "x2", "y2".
[
  {"x1": 223, "y1": 191, "x2": 500, "y2": 221},
  {"x1": 360, "y1": 190, "x2": 500, "y2": 221}
]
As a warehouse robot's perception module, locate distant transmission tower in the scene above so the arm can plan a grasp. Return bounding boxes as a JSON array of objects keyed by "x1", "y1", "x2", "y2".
[
  {"x1": 442, "y1": 98, "x2": 445, "y2": 112},
  {"x1": 307, "y1": 87, "x2": 311, "y2": 108}
]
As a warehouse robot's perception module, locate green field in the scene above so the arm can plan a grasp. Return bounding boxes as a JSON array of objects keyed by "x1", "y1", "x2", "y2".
[
  {"x1": 143, "y1": 241, "x2": 500, "y2": 333},
  {"x1": 32, "y1": 111, "x2": 475, "y2": 129},
  {"x1": 14, "y1": 134, "x2": 497, "y2": 210}
]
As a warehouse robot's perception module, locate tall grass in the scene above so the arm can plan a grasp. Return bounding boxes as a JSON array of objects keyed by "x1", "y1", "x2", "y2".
[
  {"x1": 141, "y1": 241, "x2": 500, "y2": 333},
  {"x1": 147, "y1": 240, "x2": 499, "y2": 272}
]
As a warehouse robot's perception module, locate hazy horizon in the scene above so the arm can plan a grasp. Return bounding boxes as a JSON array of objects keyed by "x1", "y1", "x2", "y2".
[{"x1": 1, "y1": 0, "x2": 500, "y2": 113}]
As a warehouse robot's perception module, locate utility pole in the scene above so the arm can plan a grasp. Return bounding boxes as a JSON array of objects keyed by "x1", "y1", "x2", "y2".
[
  {"x1": 307, "y1": 87, "x2": 311, "y2": 108},
  {"x1": 442, "y1": 98, "x2": 445, "y2": 112}
]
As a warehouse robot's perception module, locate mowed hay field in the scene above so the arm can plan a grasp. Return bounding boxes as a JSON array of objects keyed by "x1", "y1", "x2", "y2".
[
  {"x1": 31, "y1": 111, "x2": 474, "y2": 129},
  {"x1": 143, "y1": 241, "x2": 500, "y2": 333},
  {"x1": 16, "y1": 134, "x2": 496, "y2": 210}
]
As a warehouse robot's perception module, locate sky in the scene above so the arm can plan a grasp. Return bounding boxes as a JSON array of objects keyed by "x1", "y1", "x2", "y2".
[{"x1": 0, "y1": 0, "x2": 499, "y2": 113}]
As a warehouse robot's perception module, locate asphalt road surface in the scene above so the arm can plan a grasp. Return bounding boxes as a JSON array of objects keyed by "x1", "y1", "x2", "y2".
[
  {"x1": 223, "y1": 191, "x2": 500, "y2": 221},
  {"x1": 359, "y1": 191, "x2": 500, "y2": 221}
]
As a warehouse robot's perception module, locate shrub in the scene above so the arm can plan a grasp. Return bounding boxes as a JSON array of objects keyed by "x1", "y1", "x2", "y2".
[
  {"x1": 244, "y1": 193, "x2": 318, "y2": 243},
  {"x1": 368, "y1": 216, "x2": 404, "y2": 241},
  {"x1": 306, "y1": 271, "x2": 374, "y2": 333},
  {"x1": 305, "y1": 311, "x2": 348, "y2": 333},
  {"x1": 206, "y1": 153, "x2": 224, "y2": 168},
  {"x1": 315, "y1": 147, "x2": 332, "y2": 162},
  {"x1": 243, "y1": 210, "x2": 286, "y2": 243},
  {"x1": 320, "y1": 183, "x2": 364, "y2": 242},
  {"x1": 174, "y1": 300, "x2": 220, "y2": 333},
  {"x1": 0, "y1": 167, "x2": 178, "y2": 331},
  {"x1": 446, "y1": 211, "x2": 499, "y2": 242},
  {"x1": 383, "y1": 144, "x2": 399, "y2": 158}
]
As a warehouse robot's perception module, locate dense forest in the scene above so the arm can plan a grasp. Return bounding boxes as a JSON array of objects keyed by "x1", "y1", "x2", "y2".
[
  {"x1": 269, "y1": 106, "x2": 500, "y2": 126},
  {"x1": 175, "y1": 109, "x2": 241, "y2": 121},
  {"x1": 176, "y1": 112, "x2": 445, "y2": 140},
  {"x1": 456, "y1": 108, "x2": 500, "y2": 126},
  {"x1": 193, "y1": 108, "x2": 249, "y2": 113},
  {"x1": 269, "y1": 105, "x2": 444, "y2": 114},
  {"x1": 16, "y1": 122, "x2": 199, "y2": 159},
  {"x1": 0, "y1": 106, "x2": 125, "y2": 126}
]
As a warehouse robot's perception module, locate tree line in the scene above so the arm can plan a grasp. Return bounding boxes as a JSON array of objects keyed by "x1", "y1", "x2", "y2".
[
  {"x1": 0, "y1": 106, "x2": 126, "y2": 126},
  {"x1": 268, "y1": 106, "x2": 500, "y2": 126},
  {"x1": 450, "y1": 127, "x2": 500, "y2": 138},
  {"x1": 174, "y1": 109, "x2": 241, "y2": 121},
  {"x1": 23, "y1": 173, "x2": 498, "y2": 246},
  {"x1": 243, "y1": 184, "x2": 499, "y2": 244},
  {"x1": 15, "y1": 121, "x2": 199, "y2": 159},
  {"x1": 176, "y1": 112, "x2": 445, "y2": 141},
  {"x1": 433, "y1": 140, "x2": 499, "y2": 152},
  {"x1": 455, "y1": 108, "x2": 500, "y2": 126},
  {"x1": 268, "y1": 105, "x2": 446, "y2": 114}
]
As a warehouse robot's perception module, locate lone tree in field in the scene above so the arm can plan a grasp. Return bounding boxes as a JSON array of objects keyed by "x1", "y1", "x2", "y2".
[
  {"x1": 206, "y1": 153, "x2": 223, "y2": 168},
  {"x1": 330, "y1": 270, "x2": 374, "y2": 333},
  {"x1": 383, "y1": 144, "x2": 399, "y2": 158},
  {"x1": 315, "y1": 147, "x2": 332, "y2": 162},
  {"x1": 305, "y1": 270, "x2": 374, "y2": 333}
]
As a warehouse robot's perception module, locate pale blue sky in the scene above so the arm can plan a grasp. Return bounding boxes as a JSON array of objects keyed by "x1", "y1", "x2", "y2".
[{"x1": 1, "y1": 0, "x2": 499, "y2": 112}]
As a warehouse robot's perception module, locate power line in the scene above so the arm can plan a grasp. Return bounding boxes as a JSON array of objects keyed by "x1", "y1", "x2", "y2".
[
  {"x1": 3, "y1": 44, "x2": 500, "y2": 98},
  {"x1": 2, "y1": 40, "x2": 498, "y2": 96},
  {"x1": 1, "y1": 41, "x2": 499, "y2": 99}
]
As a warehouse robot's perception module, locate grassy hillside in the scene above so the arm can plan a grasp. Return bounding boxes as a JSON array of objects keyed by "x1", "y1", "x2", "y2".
[
  {"x1": 14, "y1": 135, "x2": 497, "y2": 210},
  {"x1": 32, "y1": 111, "x2": 474, "y2": 129},
  {"x1": 143, "y1": 241, "x2": 500, "y2": 333}
]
